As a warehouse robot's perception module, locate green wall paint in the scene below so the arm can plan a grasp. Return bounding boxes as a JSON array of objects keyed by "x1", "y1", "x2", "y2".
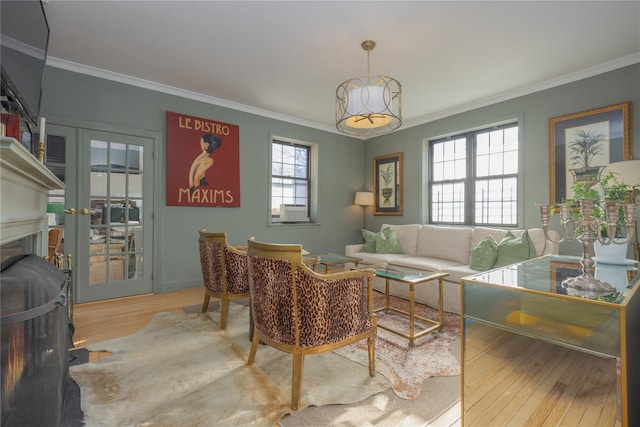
[
  {"x1": 41, "y1": 63, "x2": 639, "y2": 291},
  {"x1": 364, "y1": 64, "x2": 640, "y2": 258},
  {"x1": 41, "y1": 68, "x2": 367, "y2": 292}
]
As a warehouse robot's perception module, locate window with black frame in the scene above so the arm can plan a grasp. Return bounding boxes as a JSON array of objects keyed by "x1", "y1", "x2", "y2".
[
  {"x1": 271, "y1": 139, "x2": 310, "y2": 223},
  {"x1": 429, "y1": 122, "x2": 519, "y2": 226}
]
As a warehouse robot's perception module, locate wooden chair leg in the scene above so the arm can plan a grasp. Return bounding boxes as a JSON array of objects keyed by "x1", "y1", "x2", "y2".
[
  {"x1": 220, "y1": 298, "x2": 230, "y2": 330},
  {"x1": 367, "y1": 335, "x2": 375, "y2": 377},
  {"x1": 291, "y1": 353, "x2": 304, "y2": 410},
  {"x1": 247, "y1": 331, "x2": 260, "y2": 365},
  {"x1": 201, "y1": 294, "x2": 210, "y2": 313}
]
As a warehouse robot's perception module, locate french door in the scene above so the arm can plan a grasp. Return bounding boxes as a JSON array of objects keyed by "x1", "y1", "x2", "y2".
[{"x1": 45, "y1": 125, "x2": 154, "y2": 303}]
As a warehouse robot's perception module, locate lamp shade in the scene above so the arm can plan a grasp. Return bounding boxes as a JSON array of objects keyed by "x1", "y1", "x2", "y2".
[
  {"x1": 344, "y1": 85, "x2": 393, "y2": 129},
  {"x1": 335, "y1": 40, "x2": 402, "y2": 137},
  {"x1": 336, "y1": 76, "x2": 401, "y2": 136},
  {"x1": 603, "y1": 160, "x2": 640, "y2": 186},
  {"x1": 354, "y1": 191, "x2": 374, "y2": 206}
]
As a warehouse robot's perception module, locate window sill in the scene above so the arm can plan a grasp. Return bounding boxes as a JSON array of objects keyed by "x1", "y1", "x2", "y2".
[{"x1": 269, "y1": 221, "x2": 321, "y2": 229}]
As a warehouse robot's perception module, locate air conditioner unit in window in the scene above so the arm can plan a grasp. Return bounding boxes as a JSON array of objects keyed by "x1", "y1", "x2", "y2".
[{"x1": 280, "y1": 204, "x2": 308, "y2": 222}]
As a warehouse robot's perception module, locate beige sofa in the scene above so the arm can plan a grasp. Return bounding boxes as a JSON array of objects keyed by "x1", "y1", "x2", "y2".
[{"x1": 345, "y1": 224, "x2": 560, "y2": 314}]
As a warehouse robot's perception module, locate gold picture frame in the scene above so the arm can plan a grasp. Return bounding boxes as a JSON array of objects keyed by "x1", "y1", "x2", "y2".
[
  {"x1": 374, "y1": 152, "x2": 403, "y2": 216},
  {"x1": 548, "y1": 101, "x2": 631, "y2": 204}
]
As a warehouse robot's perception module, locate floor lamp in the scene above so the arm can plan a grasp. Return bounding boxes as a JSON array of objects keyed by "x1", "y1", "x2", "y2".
[
  {"x1": 354, "y1": 191, "x2": 374, "y2": 228},
  {"x1": 602, "y1": 159, "x2": 640, "y2": 261}
]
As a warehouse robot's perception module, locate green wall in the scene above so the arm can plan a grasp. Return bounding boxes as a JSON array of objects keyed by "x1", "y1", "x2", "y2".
[
  {"x1": 41, "y1": 68, "x2": 367, "y2": 292},
  {"x1": 364, "y1": 63, "x2": 640, "y2": 256},
  {"x1": 41, "y1": 63, "x2": 639, "y2": 291}
]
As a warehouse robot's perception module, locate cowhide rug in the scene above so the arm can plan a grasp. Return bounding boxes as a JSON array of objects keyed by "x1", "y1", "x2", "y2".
[
  {"x1": 334, "y1": 297, "x2": 461, "y2": 399},
  {"x1": 70, "y1": 303, "x2": 390, "y2": 427}
]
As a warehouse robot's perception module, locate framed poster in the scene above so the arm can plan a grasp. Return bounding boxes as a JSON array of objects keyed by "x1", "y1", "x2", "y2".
[
  {"x1": 373, "y1": 152, "x2": 403, "y2": 216},
  {"x1": 165, "y1": 111, "x2": 240, "y2": 207},
  {"x1": 548, "y1": 102, "x2": 631, "y2": 204}
]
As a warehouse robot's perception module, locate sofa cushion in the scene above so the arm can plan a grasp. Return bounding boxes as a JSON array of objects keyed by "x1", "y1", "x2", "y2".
[
  {"x1": 471, "y1": 227, "x2": 509, "y2": 248},
  {"x1": 522, "y1": 228, "x2": 547, "y2": 256},
  {"x1": 393, "y1": 257, "x2": 464, "y2": 273},
  {"x1": 493, "y1": 230, "x2": 537, "y2": 268},
  {"x1": 351, "y1": 252, "x2": 413, "y2": 266},
  {"x1": 417, "y1": 225, "x2": 473, "y2": 264},
  {"x1": 375, "y1": 229, "x2": 403, "y2": 254},
  {"x1": 442, "y1": 264, "x2": 478, "y2": 285},
  {"x1": 381, "y1": 224, "x2": 421, "y2": 256},
  {"x1": 469, "y1": 235, "x2": 498, "y2": 271}
]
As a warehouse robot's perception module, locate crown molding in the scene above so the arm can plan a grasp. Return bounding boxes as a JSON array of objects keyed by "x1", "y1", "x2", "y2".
[
  {"x1": 47, "y1": 52, "x2": 640, "y2": 139},
  {"x1": 403, "y1": 53, "x2": 640, "y2": 130},
  {"x1": 45, "y1": 56, "x2": 338, "y2": 135}
]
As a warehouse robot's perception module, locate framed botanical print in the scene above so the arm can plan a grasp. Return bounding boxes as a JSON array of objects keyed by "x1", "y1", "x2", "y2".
[
  {"x1": 373, "y1": 152, "x2": 403, "y2": 216},
  {"x1": 548, "y1": 101, "x2": 631, "y2": 204}
]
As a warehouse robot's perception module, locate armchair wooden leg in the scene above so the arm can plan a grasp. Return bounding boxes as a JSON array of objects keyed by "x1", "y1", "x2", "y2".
[
  {"x1": 248, "y1": 331, "x2": 260, "y2": 365},
  {"x1": 367, "y1": 335, "x2": 375, "y2": 377},
  {"x1": 201, "y1": 294, "x2": 210, "y2": 313},
  {"x1": 220, "y1": 298, "x2": 229, "y2": 330},
  {"x1": 291, "y1": 353, "x2": 304, "y2": 410}
]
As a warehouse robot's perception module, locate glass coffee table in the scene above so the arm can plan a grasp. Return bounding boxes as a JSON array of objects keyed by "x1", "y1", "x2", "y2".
[
  {"x1": 305, "y1": 252, "x2": 362, "y2": 273},
  {"x1": 364, "y1": 263, "x2": 449, "y2": 346}
]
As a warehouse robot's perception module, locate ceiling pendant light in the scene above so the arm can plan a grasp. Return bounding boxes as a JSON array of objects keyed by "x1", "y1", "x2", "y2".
[{"x1": 336, "y1": 40, "x2": 402, "y2": 137}]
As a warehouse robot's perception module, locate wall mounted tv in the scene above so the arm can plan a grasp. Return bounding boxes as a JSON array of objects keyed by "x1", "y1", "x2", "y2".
[{"x1": 0, "y1": 0, "x2": 50, "y2": 126}]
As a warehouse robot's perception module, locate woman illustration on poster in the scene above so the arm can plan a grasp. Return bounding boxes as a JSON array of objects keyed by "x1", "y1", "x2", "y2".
[{"x1": 189, "y1": 133, "x2": 222, "y2": 194}]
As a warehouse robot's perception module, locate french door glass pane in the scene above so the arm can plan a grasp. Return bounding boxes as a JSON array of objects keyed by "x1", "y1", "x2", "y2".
[{"x1": 89, "y1": 139, "x2": 144, "y2": 285}]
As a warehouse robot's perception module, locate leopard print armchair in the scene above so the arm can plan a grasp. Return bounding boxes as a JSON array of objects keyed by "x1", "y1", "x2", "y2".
[
  {"x1": 246, "y1": 239, "x2": 377, "y2": 410},
  {"x1": 198, "y1": 229, "x2": 249, "y2": 329}
]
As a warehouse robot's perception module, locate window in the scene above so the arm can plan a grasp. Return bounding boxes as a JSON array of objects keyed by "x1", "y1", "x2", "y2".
[
  {"x1": 271, "y1": 139, "x2": 311, "y2": 222},
  {"x1": 429, "y1": 123, "x2": 519, "y2": 226}
]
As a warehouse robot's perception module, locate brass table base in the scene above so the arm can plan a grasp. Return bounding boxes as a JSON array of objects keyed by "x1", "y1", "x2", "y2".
[{"x1": 375, "y1": 277, "x2": 444, "y2": 346}]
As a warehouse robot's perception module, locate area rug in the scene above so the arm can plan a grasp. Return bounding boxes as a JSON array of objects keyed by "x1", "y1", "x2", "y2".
[
  {"x1": 334, "y1": 295, "x2": 461, "y2": 400},
  {"x1": 186, "y1": 295, "x2": 462, "y2": 400},
  {"x1": 70, "y1": 303, "x2": 390, "y2": 427}
]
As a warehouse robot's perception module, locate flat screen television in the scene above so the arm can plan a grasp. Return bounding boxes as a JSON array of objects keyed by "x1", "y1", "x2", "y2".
[{"x1": 0, "y1": 0, "x2": 50, "y2": 126}]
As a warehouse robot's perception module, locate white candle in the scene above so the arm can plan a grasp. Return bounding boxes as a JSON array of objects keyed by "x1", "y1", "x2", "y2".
[{"x1": 39, "y1": 117, "x2": 46, "y2": 143}]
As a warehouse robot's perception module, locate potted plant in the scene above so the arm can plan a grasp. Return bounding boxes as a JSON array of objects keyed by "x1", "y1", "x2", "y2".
[{"x1": 563, "y1": 171, "x2": 640, "y2": 262}]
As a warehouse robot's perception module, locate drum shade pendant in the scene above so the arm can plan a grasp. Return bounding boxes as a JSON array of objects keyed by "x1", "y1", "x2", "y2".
[{"x1": 336, "y1": 40, "x2": 402, "y2": 137}]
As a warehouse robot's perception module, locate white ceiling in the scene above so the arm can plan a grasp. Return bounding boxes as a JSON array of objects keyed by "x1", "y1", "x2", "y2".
[{"x1": 43, "y1": 1, "x2": 640, "y2": 135}]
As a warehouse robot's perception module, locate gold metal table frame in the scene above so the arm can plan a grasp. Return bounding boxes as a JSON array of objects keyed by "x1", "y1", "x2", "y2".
[
  {"x1": 306, "y1": 252, "x2": 362, "y2": 273},
  {"x1": 461, "y1": 255, "x2": 640, "y2": 426},
  {"x1": 369, "y1": 264, "x2": 448, "y2": 346}
]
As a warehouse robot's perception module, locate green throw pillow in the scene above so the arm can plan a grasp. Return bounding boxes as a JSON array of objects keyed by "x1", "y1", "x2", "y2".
[
  {"x1": 361, "y1": 228, "x2": 384, "y2": 253},
  {"x1": 493, "y1": 230, "x2": 537, "y2": 268},
  {"x1": 469, "y1": 235, "x2": 498, "y2": 271},
  {"x1": 375, "y1": 229, "x2": 404, "y2": 254}
]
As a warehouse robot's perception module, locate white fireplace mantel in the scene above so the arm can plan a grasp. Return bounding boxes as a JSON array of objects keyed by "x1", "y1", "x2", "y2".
[{"x1": 1, "y1": 137, "x2": 64, "y2": 255}]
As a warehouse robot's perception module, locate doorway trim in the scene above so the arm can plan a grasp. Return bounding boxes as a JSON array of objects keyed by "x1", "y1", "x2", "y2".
[{"x1": 45, "y1": 114, "x2": 163, "y2": 297}]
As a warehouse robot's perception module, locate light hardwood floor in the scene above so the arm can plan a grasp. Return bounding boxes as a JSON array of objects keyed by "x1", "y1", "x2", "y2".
[
  {"x1": 73, "y1": 288, "x2": 619, "y2": 427},
  {"x1": 72, "y1": 287, "x2": 204, "y2": 360},
  {"x1": 72, "y1": 287, "x2": 462, "y2": 426},
  {"x1": 463, "y1": 322, "x2": 620, "y2": 427}
]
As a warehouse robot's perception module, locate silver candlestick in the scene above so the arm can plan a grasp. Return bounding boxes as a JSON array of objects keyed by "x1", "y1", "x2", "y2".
[{"x1": 539, "y1": 198, "x2": 636, "y2": 296}]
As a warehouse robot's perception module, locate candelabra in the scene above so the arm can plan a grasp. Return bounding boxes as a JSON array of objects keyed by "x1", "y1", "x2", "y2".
[{"x1": 539, "y1": 198, "x2": 636, "y2": 297}]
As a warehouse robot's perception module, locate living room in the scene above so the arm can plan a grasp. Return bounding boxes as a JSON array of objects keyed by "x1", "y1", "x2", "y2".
[
  {"x1": 1, "y1": 1, "x2": 640, "y2": 425},
  {"x1": 28, "y1": 4, "x2": 639, "y2": 303}
]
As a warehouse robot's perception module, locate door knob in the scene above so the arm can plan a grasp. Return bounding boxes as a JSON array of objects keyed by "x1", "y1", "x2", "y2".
[
  {"x1": 64, "y1": 208, "x2": 76, "y2": 215},
  {"x1": 80, "y1": 208, "x2": 96, "y2": 215}
]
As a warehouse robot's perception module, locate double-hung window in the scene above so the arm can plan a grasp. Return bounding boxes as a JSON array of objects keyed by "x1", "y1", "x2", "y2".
[
  {"x1": 271, "y1": 139, "x2": 311, "y2": 223},
  {"x1": 429, "y1": 122, "x2": 519, "y2": 226}
]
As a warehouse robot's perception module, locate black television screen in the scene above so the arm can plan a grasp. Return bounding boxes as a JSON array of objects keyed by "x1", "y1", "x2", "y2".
[{"x1": 0, "y1": 0, "x2": 50, "y2": 126}]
